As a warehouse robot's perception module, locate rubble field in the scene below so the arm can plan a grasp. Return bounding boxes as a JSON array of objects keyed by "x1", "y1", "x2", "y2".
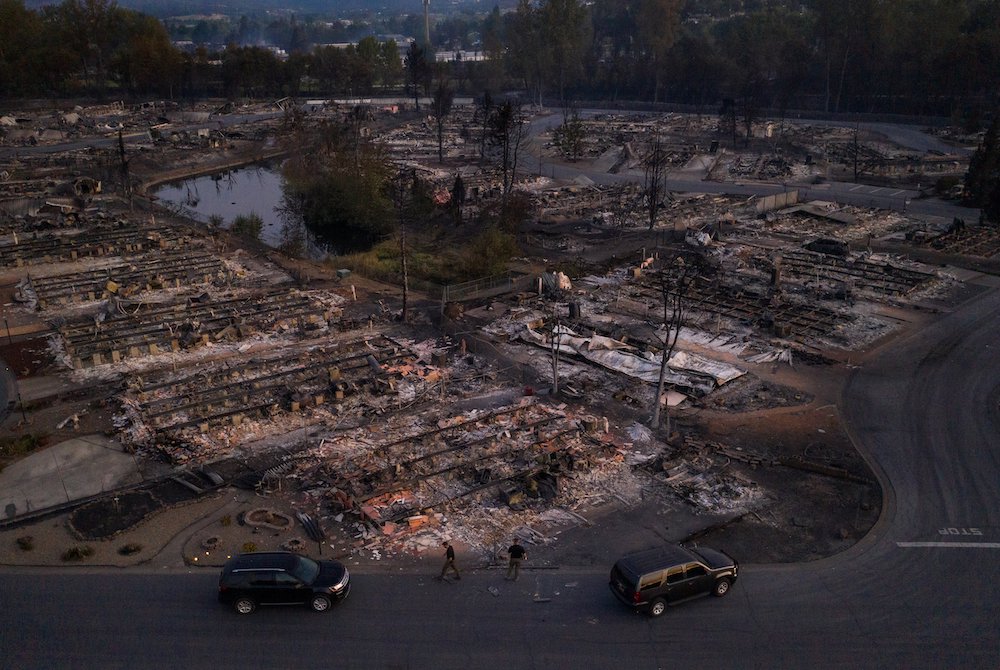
[{"x1": 0, "y1": 102, "x2": 986, "y2": 570}]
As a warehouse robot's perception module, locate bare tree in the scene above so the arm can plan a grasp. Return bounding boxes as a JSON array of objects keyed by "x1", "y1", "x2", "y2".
[
  {"x1": 450, "y1": 173, "x2": 465, "y2": 225},
  {"x1": 430, "y1": 78, "x2": 454, "y2": 164},
  {"x1": 489, "y1": 98, "x2": 527, "y2": 200},
  {"x1": 650, "y1": 257, "x2": 693, "y2": 432},
  {"x1": 644, "y1": 130, "x2": 669, "y2": 230},
  {"x1": 117, "y1": 129, "x2": 133, "y2": 209},
  {"x1": 720, "y1": 98, "x2": 738, "y2": 147},
  {"x1": 474, "y1": 90, "x2": 493, "y2": 164}
]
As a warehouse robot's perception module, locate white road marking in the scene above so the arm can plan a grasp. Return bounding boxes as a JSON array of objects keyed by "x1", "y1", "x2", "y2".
[
  {"x1": 849, "y1": 185, "x2": 863, "y2": 192},
  {"x1": 897, "y1": 542, "x2": 1000, "y2": 548},
  {"x1": 890, "y1": 190, "x2": 905, "y2": 196},
  {"x1": 870, "y1": 187, "x2": 884, "y2": 194}
]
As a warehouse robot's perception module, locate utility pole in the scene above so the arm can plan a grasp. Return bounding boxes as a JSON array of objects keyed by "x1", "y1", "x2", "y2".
[
  {"x1": 550, "y1": 316, "x2": 560, "y2": 396},
  {"x1": 394, "y1": 169, "x2": 415, "y2": 323}
]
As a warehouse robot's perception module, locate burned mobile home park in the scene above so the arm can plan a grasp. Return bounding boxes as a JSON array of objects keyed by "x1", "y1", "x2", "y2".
[{"x1": 0, "y1": 93, "x2": 990, "y2": 570}]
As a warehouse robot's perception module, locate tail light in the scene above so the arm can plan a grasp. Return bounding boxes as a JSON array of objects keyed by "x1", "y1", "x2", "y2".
[{"x1": 632, "y1": 591, "x2": 642, "y2": 604}]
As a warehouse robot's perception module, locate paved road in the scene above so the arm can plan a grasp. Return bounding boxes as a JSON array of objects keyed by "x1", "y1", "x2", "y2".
[{"x1": 2, "y1": 281, "x2": 998, "y2": 668}]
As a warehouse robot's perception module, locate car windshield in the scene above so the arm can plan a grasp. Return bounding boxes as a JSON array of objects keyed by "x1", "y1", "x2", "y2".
[{"x1": 289, "y1": 556, "x2": 320, "y2": 584}]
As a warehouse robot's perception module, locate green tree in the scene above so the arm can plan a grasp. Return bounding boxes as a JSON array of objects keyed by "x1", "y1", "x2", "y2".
[
  {"x1": 222, "y1": 46, "x2": 282, "y2": 98},
  {"x1": 378, "y1": 40, "x2": 403, "y2": 90},
  {"x1": 0, "y1": 0, "x2": 49, "y2": 95},
  {"x1": 312, "y1": 45, "x2": 351, "y2": 94},
  {"x1": 51, "y1": 0, "x2": 124, "y2": 94},
  {"x1": 540, "y1": 0, "x2": 591, "y2": 103},
  {"x1": 506, "y1": 0, "x2": 547, "y2": 105},
  {"x1": 280, "y1": 122, "x2": 396, "y2": 254},
  {"x1": 462, "y1": 225, "x2": 519, "y2": 277},
  {"x1": 480, "y1": 5, "x2": 505, "y2": 89},
  {"x1": 110, "y1": 13, "x2": 181, "y2": 96},
  {"x1": 355, "y1": 36, "x2": 380, "y2": 94},
  {"x1": 405, "y1": 41, "x2": 432, "y2": 109},
  {"x1": 587, "y1": 0, "x2": 639, "y2": 100},
  {"x1": 637, "y1": 0, "x2": 683, "y2": 102}
]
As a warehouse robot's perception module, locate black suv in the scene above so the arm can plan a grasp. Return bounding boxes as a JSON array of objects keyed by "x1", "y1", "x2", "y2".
[
  {"x1": 609, "y1": 545, "x2": 738, "y2": 617},
  {"x1": 218, "y1": 551, "x2": 350, "y2": 615}
]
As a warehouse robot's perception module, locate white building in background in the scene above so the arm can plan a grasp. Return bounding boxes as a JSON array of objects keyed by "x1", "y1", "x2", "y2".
[{"x1": 434, "y1": 50, "x2": 488, "y2": 63}]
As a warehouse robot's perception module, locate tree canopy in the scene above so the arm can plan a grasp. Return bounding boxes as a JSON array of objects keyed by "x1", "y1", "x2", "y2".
[
  {"x1": 280, "y1": 121, "x2": 396, "y2": 255},
  {"x1": 2, "y1": 0, "x2": 998, "y2": 119}
]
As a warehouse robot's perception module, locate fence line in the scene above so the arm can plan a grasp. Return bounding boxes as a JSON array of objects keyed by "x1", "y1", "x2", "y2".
[{"x1": 441, "y1": 271, "x2": 538, "y2": 305}]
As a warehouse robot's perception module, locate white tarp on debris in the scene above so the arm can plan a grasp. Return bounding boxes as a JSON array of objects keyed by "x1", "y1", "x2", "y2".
[
  {"x1": 745, "y1": 349, "x2": 794, "y2": 365},
  {"x1": 521, "y1": 326, "x2": 744, "y2": 396}
]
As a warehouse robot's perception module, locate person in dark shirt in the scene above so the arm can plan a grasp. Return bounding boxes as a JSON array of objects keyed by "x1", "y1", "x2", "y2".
[
  {"x1": 440, "y1": 540, "x2": 461, "y2": 580},
  {"x1": 506, "y1": 539, "x2": 527, "y2": 581}
]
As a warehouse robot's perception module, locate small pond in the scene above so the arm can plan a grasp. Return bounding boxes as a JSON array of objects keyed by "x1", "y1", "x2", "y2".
[{"x1": 154, "y1": 162, "x2": 324, "y2": 256}]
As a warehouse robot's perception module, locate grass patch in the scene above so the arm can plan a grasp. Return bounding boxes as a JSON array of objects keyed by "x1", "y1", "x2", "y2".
[{"x1": 337, "y1": 226, "x2": 520, "y2": 287}]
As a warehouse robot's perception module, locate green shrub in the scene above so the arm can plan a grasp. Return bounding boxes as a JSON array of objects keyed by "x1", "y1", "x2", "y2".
[
  {"x1": 241, "y1": 542, "x2": 257, "y2": 553},
  {"x1": 230, "y1": 213, "x2": 263, "y2": 241},
  {"x1": 118, "y1": 543, "x2": 142, "y2": 556},
  {"x1": 61, "y1": 545, "x2": 95, "y2": 562},
  {"x1": 16, "y1": 536, "x2": 34, "y2": 551},
  {"x1": 0, "y1": 434, "x2": 41, "y2": 459},
  {"x1": 461, "y1": 226, "x2": 520, "y2": 277}
]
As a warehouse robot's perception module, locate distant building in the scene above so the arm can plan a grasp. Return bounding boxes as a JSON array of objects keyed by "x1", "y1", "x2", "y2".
[
  {"x1": 434, "y1": 50, "x2": 488, "y2": 63},
  {"x1": 265, "y1": 46, "x2": 288, "y2": 61}
]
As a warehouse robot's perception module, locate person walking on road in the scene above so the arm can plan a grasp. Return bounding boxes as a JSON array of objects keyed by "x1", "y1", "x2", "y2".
[
  {"x1": 506, "y1": 538, "x2": 526, "y2": 581},
  {"x1": 440, "y1": 540, "x2": 461, "y2": 580}
]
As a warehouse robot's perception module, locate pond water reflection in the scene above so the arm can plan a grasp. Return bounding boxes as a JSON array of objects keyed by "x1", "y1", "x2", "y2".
[{"x1": 154, "y1": 163, "x2": 313, "y2": 252}]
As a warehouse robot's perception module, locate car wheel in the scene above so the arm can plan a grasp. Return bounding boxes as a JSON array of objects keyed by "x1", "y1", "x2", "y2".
[
  {"x1": 649, "y1": 598, "x2": 667, "y2": 617},
  {"x1": 712, "y1": 578, "x2": 732, "y2": 597},
  {"x1": 234, "y1": 597, "x2": 256, "y2": 615},
  {"x1": 310, "y1": 594, "x2": 332, "y2": 612}
]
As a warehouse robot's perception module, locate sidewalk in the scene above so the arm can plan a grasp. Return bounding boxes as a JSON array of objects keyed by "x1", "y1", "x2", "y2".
[{"x1": 0, "y1": 433, "x2": 142, "y2": 520}]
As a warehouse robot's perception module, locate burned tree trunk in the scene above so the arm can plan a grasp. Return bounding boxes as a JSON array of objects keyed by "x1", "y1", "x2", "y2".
[
  {"x1": 650, "y1": 258, "x2": 692, "y2": 432},
  {"x1": 644, "y1": 131, "x2": 668, "y2": 230}
]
